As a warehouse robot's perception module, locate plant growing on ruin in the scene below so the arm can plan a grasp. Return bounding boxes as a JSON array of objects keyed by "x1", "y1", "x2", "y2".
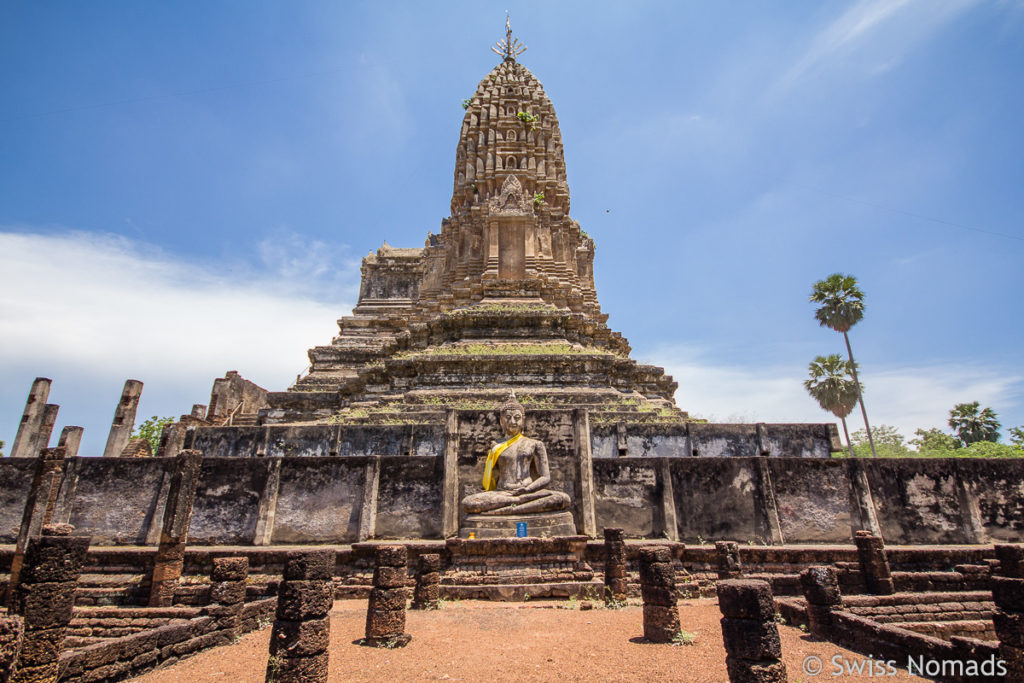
[
  {"x1": 462, "y1": 98, "x2": 472, "y2": 110},
  {"x1": 810, "y1": 273, "x2": 877, "y2": 457},
  {"x1": 948, "y1": 401, "x2": 1001, "y2": 446},
  {"x1": 516, "y1": 111, "x2": 538, "y2": 130},
  {"x1": 804, "y1": 354, "x2": 859, "y2": 457},
  {"x1": 532, "y1": 192, "x2": 545, "y2": 207},
  {"x1": 132, "y1": 415, "x2": 175, "y2": 454}
]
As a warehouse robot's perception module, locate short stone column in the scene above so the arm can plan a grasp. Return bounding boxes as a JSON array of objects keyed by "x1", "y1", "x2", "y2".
[
  {"x1": 10, "y1": 526, "x2": 90, "y2": 683},
  {"x1": 604, "y1": 528, "x2": 628, "y2": 604},
  {"x1": 149, "y1": 450, "x2": 203, "y2": 607},
  {"x1": 854, "y1": 530, "x2": 893, "y2": 595},
  {"x1": 411, "y1": 553, "x2": 441, "y2": 610},
  {"x1": 363, "y1": 545, "x2": 411, "y2": 647},
  {"x1": 266, "y1": 550, "x2": 334, "y2": 683},
  {"x1": 716, "y1": 541, "x2": 742, "y2": 579},
  {"x1": 992, "y1": 544, "x2": 1024, "y2": 681},
  {"x1": 6, "y1": 449, "x2": 66, "y2": 607},
  {"x1": 639, "y1": 547, "x2": 679, "y2": 643},
  {"x1": 799, "y1": 566, "x2": 842, "y2": 639},
  {"x1": 55, "y1": 427, "x2": 83, "y2": 459},
  {"x1": 209, "y1": 557, "x2": 249, "y2": 645},
  {"x1": 0, "y1": 616, "x2": 24, "y2": 683},
  {"x1": 717, "y1": 579, "x2": 788, "y2": 683}
]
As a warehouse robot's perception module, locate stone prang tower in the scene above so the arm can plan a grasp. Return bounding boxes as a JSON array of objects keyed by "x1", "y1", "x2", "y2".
[{"x1": 264, "y1": 27, "x2": 682, "y2": 426}]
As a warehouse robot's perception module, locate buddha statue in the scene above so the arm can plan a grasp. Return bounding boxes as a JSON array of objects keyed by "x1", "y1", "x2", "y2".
[{"x1": 461, "y1": 393, "x2": 571, "y2": 516}]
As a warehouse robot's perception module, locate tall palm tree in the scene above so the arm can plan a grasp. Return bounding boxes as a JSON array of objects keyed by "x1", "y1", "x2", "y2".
[
  {"x1": 810, "y1": 273, "x2": 877, "y2": 458},
  {"x1": 948, "y1": 402, "x2": 1001, "y2": 445},
  {"x1": 804, "y1": 354, "x2": 860, "y2": 457}
]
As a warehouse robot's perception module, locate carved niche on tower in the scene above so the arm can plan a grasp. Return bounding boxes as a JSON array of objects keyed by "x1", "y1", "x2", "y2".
[{"x1": 485, "y1": 175, "x2": 533, "y2": 280}]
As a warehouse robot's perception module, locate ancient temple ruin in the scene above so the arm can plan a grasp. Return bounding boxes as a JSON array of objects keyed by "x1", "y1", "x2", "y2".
[
  {"x1": 4, "y1": 33, "x2": 1023, "y2": 552},
  {"x1": 4, "y1": 27, "x2": 1024, "y2": 683}
]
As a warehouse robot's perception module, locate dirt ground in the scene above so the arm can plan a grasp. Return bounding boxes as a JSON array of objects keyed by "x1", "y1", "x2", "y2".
[{"x1": 132, "y1": 598, "x2": 926, "y2": 682}]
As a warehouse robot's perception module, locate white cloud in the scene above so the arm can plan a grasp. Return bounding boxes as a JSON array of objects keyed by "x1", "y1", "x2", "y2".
[
  {"x1": 775, "y1": 0, "x2": 982, "y2": 93},
  {"x1": 646, "y1": 343, "x2": 1022, "y2": 441},
  {"x1": 0, "y1": 230, "x2": 355, "y2": 455}
]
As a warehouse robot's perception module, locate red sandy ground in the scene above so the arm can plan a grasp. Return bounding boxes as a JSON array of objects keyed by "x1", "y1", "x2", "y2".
[{"x1": 132, "y1": 598, "x2": 926, "y2": 682}]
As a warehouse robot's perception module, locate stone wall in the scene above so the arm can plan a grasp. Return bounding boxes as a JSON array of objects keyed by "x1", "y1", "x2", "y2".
[
  {"x1": 0, "y1": 459, "x2": 34, "y2": 543},
  {"x1": 0, "y1": 409, "x2": 1022, "y2": 545},
  {"x1": 186, "y1": 423, "x2": 445, "y2": 458},
  {"x1": 0, "y1": 454, "x2": 1021, "y2": 546},
  {"x1": 185, "y1": 413, "x2": 830, "y2": 461}
]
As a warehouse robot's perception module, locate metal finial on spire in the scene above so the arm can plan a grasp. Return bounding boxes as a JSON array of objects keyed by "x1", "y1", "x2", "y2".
[{"x1": 491, "y1": 11, "x2": 527, "y2": 62}]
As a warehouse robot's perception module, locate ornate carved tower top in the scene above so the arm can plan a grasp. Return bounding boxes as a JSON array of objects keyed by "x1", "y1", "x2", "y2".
[
  {"x1": 417, "y1": 20, "x2": 600, "y2": 318},
  {"x1": 450, "y1": 57, "x2": 569, "y2": 216}
]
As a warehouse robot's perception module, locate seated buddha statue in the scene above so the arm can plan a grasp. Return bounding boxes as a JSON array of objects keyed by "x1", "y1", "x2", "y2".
[{"x1": 461, "y1": 393, "x2": 571, "y2": 516}]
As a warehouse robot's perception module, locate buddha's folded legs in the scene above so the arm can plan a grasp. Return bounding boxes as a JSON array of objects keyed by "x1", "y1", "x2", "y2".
[{"x1": 462, "y1": 489, "x2": 570, "y2": 515}]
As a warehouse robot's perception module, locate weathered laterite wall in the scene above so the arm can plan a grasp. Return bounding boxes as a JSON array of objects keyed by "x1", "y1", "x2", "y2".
[{"x1": 1, "y1": 410, "x2": 1022, "y2": 546}]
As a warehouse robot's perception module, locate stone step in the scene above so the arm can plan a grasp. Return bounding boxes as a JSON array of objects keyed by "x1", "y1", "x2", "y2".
[{"x1": 439, "y1": 580, "x2": 604, "y2": 602}]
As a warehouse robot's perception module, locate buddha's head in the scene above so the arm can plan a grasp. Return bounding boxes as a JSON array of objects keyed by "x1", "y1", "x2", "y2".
[{"x1": 499, "y1": 392, "x2": 525, "y2": 437}]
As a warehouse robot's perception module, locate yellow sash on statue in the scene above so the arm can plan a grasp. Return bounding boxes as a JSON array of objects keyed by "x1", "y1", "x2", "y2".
[{"x1": 482, "y1": 433, "x2": 524, "y2": 491}]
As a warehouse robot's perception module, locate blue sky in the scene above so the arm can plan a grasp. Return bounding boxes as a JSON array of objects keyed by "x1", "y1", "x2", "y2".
[{"x1": 2, "y1": 1, "x2": 1023, "y2": 455}]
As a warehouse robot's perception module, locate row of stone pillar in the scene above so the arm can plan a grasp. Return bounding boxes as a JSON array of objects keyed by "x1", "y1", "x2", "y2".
[
  {"x1": 263, "y1": 547, "x2": 441, "y2": 683},
  {"x1": 710, "y1": 532, "x2": 893, "y2": 596},
  {"x1": 7, "y1": 377, "x2": 178, "y2": 459}
]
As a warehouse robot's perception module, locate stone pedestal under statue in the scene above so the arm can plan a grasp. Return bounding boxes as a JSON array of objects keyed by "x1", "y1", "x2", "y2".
[
  {"x1": 459, "y1": 393, "x2": 574, "y2": 539},
  {"x1": 460, "y1": 511, "x2": 575, "y2": 539}
]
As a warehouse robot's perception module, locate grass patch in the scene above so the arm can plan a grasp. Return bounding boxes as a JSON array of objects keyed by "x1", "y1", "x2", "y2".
[
  {"x1": 672, "y1": 630, "x2": 698, "y2": 646},
  {"x1": 442, "y1": 303, "x2": 554, "y2": 316},
  {"x1": 395, "y1": 343, "x2": 619, "y2": 359}
]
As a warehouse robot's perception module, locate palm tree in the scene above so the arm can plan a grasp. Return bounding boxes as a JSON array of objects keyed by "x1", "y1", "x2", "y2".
[
  {"x1": 948, "y1": 402, "x2": 1001, "y2": 445},
  {"x1": 804, "y1": 354, "x2": 860, "y2": 457},
  {"x1": 810, "y1": 273, "x2": 877, "y2": 458}
]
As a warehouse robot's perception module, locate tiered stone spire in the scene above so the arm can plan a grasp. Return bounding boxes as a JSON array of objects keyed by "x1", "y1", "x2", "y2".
[
  {"x1": 416, "y1": 46, "x2": 599, "y2": 318},
  {"x1": 268, "y1": 27, "x2": 681, "y2": 422}
]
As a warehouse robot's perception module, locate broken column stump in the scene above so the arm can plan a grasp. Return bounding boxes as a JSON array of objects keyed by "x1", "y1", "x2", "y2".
[
  {"x1": 411, "y1": 553, "x2": 441, "y2": 610},
  {"x1": 717, "y1": 579, "x2": 788, "y2": 683},
  {"x1": 604, "y1": 527, "x2": 628, "y2": 604},
  {"x1": 55, "y1": 427, "x2": 83, "y2": 459},
  {"x1": 854, "y1": 530, "x2": 894, "y2": 595},
  {"x1": 0, "y1": 616, "x2": 24, "y2": 683},
  {"x1": 992, "y1": 544, "x2": 1024, "y2": 681},
  {"x1": 10, "y1": 527, "x2": 90, "y2": 683},
  {"x1": 266, "y1": 550, "x2": 334, "y2": 683},
  {"x1": 6, "y1": 448, "x2": 66, "y2": 607},
  {"x1": 639, "y1": 547, "x2": 679, "y2": 643},
  {"x1": 362, "y1": 545, "x2": 411, "y2": 647},
  {"x1": 209, "y1": 557, "x2": 249, "y2": 645},
  {"x1": 149, "y1": 450, "x2": 204, "y2": 607},
  {"x1": 716, "y1": 541, "x2": 743, "y2": 580},
  {"x1": 799, "y1": 566, "x2": 842, "y2": 639}
]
